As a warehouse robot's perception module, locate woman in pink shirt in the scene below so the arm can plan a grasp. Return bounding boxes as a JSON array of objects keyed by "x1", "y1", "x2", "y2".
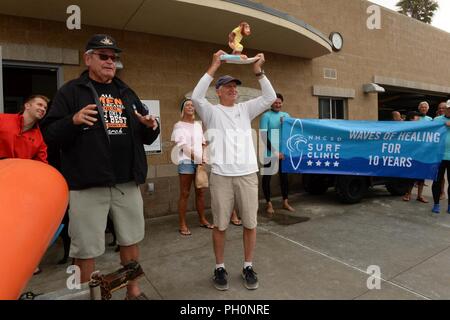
[{"x1": 171, "y1": 99, "x2": 213, "y2": 236}]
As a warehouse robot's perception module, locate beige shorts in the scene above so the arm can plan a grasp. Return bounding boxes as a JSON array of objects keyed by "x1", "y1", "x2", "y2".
[
  {"x1": 68, "y1": 181, "x2": 145, "y2": 259},
  {"x1": 210, "y1": 173, "x2": 259, "y2": 231}
]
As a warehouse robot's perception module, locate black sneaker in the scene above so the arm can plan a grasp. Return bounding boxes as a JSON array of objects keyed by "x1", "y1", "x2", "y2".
[
  {"x1": 242, "y1": 266, "x2": 258, "y2": 290},
  {"x1": 213, "y1": 267, "x2": 229, "y2": 291}
]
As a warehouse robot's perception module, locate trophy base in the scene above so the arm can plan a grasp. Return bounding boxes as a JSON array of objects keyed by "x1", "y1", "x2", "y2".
[{"x1": 220, "y1": 54, "x2": 260, "y2": 64}]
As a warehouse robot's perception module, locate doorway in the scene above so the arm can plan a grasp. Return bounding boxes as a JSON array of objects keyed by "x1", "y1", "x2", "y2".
[
  {"x1": 1, "y1": 63, "x2": 60, "y2": 114},
  {"x1": 378, "y1": 86, "x2": 449, "y2": 120}
]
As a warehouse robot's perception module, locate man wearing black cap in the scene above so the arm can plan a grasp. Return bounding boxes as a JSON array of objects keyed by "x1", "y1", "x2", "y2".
[
  {"x1": 191, "y1": 50, "x2": 277, "y2": 291},
  {"x1": 42, "y1": 34, "x2": 160, "y2": 299}
]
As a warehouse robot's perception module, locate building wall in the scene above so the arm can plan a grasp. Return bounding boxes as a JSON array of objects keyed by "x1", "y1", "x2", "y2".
[
  {"x1": 258, "y1": 0, "x2": 450, "y2": 119},
  {"x1": 1, "y1": 0, "x2": 450, "y2": 217}
]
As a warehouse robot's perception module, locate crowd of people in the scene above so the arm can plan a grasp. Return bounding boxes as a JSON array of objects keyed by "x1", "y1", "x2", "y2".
[
  {"x1": 2, "y1": 33, "x2": 450, "y2": 298},
  {"x1": 392, "y1": 101, "x2": 450, "y2": 211}
]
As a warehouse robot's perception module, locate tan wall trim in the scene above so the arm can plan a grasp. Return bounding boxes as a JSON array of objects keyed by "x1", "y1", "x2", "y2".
[
  {"x1": 312, "y1": 85, "x2": 355, "y2": 98},
  {"x1": 374, "y1": 76, "x2": 450, "y2": 94},
  {"x1": 0, "y1": 42, "x2": 79, "y2": 65}
]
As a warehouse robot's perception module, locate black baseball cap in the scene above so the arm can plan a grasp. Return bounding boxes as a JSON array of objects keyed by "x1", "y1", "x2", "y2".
[
  {"x1": 85, "y1": 34, "x2": 122, "y2": 53},
  {"x1": 215, "y1": 75, "x2": 242, "y2": 89}
]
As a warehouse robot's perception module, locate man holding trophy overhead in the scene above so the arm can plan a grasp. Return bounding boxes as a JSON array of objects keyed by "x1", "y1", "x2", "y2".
[{"x1": 191, "y1": 46, "x2": 277, "y2": 291}]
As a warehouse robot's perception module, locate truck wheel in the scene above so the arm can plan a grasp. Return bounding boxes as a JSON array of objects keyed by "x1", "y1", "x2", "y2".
[
  {"x1": 385, "y1": 179, "x2": 410, "y2": 196},
  {"x1": 303, "y1": 174, "x2": 329, "y2": 195},
  {"x1": 335, "y1": 175, "x2": 368, "y2": 204}
]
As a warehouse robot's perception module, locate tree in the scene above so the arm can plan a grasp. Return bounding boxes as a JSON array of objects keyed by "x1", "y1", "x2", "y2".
[{"x1": 396, "y1": 0, "x2": 439, "y2": 24}]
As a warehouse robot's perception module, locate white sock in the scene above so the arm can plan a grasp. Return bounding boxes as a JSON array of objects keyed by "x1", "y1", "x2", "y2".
[
  {"x1": 244, "y1": 262, "x2": 253, "y2": 269},
  {"x1": 215, "y1": 263, "x2": 225, "y2": 270}
]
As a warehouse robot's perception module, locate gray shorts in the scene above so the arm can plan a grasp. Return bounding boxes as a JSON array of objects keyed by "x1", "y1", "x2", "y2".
[
  {"x1": 210, "y1": 173, "x2": 259, "y2": 231},
  {"x1": 68, "y1": 181, "x2": 145, "y2": 259}
]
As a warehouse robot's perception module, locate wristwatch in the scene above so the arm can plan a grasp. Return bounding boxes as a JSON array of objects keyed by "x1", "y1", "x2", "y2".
[{"x1": 255, "y1": 70, "x2": 265, "y2": 77}]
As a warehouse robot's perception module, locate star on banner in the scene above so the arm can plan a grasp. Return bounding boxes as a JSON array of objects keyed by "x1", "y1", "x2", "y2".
[
  {"x1": 307, "y1": 160, "x2": 313, "y2": 166},
  {"x1": 333, "y1": 161, "x2": 340, "y2": 167},
  {"x1": 316, "y1": 160, "x2": 322, "y2": 167},
  {"x1": 324, "y1": 161, "x2": 331, "y2": 167}
]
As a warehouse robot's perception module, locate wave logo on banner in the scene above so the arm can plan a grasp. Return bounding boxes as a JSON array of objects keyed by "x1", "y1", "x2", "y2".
[
  {"x1": 286, "y1": 119, "x2": 307, "y2": 170},
  {"x1": 281, "y1": 118, "x2": 448, "y2": 180}
]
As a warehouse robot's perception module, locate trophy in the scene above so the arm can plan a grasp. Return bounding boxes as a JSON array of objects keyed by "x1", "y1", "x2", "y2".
[{"x1": 220, "y1": 22, "x2": 260, "y2": 64}]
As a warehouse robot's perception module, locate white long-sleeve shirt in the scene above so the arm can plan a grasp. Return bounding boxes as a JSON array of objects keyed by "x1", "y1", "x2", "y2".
[{"x1": 191, "y1": 73, "x2": 277, "y2": 176}]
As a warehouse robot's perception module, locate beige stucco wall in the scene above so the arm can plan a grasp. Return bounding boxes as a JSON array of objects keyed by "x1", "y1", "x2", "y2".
[
  {"x1": 258, "y1": 0, "x2": 450, "y2": 119},
  {"x1": 1, "y1": 0, "x2": 450, "y2": 216}
]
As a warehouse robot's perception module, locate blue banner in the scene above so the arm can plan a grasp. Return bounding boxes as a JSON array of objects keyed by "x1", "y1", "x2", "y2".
[{"x1": 281, "y1": 118, "x2": 447, "y2": 180}]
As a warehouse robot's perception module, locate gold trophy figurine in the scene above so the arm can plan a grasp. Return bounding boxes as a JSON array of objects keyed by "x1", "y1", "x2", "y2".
[{"x1": 220, "y1": 22, "x2": 260, "y2": 64}]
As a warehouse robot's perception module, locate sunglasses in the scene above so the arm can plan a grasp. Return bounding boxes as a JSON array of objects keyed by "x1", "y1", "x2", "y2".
[{"x1": 91, "y1": 52, "x2": 119, "y2": 62}]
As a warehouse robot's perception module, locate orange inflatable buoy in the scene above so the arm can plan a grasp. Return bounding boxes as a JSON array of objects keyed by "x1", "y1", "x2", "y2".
[{"x1": 0, "y1": 159, "x2": 68, "y2": 300}]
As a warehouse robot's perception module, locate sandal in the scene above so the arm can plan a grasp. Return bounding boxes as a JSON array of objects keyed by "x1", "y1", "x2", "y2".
[
  {"x1": 200, "y1": 223, "x2": 214, "y2": 229},
  {"x1": 179, "y1": 229, "x2": 192, "y2": 236},
  {"x1": 416, "y1": 197, "x2": 429, "y2": 203},
  {"x1": 402, "y1": 194, "x2": 410, "y2": 201}
]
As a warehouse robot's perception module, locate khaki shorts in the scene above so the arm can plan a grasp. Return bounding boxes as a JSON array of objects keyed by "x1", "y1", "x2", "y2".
[
  {"x1": 68, "y1": 181, "x2": 145, "y2": 259},
  {"x1": 210, "y1": 173, "x2": 259, "y2": 231}
]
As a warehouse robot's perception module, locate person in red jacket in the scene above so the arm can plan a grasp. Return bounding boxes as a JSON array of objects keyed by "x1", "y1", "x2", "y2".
[
  {"x1": 0, "y1": 95, "x2": 49, "y2": 163},
  {"x1": 0, "y1": 94, "x2": 49, "y2": 275}
]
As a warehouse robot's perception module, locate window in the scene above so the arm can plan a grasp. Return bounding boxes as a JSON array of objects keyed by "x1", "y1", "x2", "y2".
[{"x1": 319, "y1": 97, "x2": 347, "y2": 119}]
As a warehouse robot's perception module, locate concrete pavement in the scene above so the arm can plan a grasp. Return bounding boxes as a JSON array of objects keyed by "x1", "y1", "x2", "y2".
[{"x1": 25, "y1": 184, "x2": 450, "y2": 300}]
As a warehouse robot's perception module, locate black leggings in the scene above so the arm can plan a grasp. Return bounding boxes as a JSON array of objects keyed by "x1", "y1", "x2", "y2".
[
  {"x1": 262, "y1": 160, "x2": 289, "y2": 202},
  {"x1": 432, "y1": 160, "x2": 450, "y2": 205}
]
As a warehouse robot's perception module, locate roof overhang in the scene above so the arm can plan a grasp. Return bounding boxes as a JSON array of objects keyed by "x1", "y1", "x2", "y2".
[{"x1": 0, "y1": 0, "x2": 332, "y2": 59}]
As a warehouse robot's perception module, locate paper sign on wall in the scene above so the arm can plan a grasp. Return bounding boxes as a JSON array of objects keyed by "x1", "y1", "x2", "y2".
[{"x1": 141, "y1": 100, "x2": 161, "y2": 154}]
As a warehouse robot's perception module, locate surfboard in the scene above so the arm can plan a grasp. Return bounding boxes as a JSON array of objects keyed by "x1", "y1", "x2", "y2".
[{"x1": 220, "y1": 54, "x2": 260, "y2": 64}]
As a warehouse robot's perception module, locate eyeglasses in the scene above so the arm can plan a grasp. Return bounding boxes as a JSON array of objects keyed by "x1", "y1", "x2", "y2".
[{"x1": 91, "y1": 52, "x2": 119, "y2": 62}]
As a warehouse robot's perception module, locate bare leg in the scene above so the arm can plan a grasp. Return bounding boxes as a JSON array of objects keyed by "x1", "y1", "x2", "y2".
[
  {"x1": 213, "y1": 228, "x2": 226, "y2": 264},
  {"x1": 178, "y1": 174, "x2": 194, "y2": 233},
  {"x1": 120, "y1": 244, "x2": 141, "y2": 297},
  {"x1": 74, "y1": 258, "x2": 95, "y2": 284},
  {"x1": 266, "y1": 201, "x2": 275, "y2": 216},
  {"x1": 403, "y1": 185, "x2": 414, "y2": 201},
  {"x1": 417, "y1": 181, "x2": 428, "y2": 203},
  {"x1": 195, "y1": 187, "x2": 210, "y2": 226},
  {"x1": 243, "y1": 227, "x2": 256, "y2": 263}
]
